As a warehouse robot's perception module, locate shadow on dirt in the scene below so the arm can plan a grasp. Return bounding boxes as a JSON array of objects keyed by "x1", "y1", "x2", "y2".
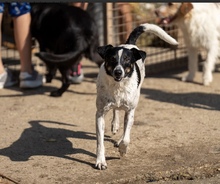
[
  {"x1": 142, "y1": 88, "x2": 220, "y2": 110},
  {"x1": 0, "y1": 83, "x2": 96, "y2": 97},
  {"x1": 0, "y1": 67, "x2": 97, "y2": 97},
  {"x1": 0, "y1": 120, "x2": 117, "y2": 168}
]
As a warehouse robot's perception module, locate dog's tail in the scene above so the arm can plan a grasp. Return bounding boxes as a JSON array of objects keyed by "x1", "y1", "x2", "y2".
[
  {"x1": 35, "y1": 52, "x2": 80, "y2": 63},
  {"x1": 125, "y1": 23, "x2": 178, "y2": 46}
]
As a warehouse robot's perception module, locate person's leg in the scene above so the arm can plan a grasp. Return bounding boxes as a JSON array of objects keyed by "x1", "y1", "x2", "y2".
[
  {"x1": 68, "y1": 3, "x2": 88, "y2": 84},
  {"x1": 13, "y1": 12, "x2": 32, "y2": 73},
  {"x1": 0, "y1": 12, "x2": 4, "y2": 74},
  {"x1": 9, "y1": 3, "x2": 42, "y2": 88},
  {"x1": 117, "y1": 3, "x2": 133, "y2": 43},
  {"x1": 0, "y1": 11, "x2": 7, "y2": 88},
  {"x1": 69, "y1": 62, "x2": 84, "y2": 84},
  {"x1": 0, "y1": 3, "x2": 19, "y2": 88}
]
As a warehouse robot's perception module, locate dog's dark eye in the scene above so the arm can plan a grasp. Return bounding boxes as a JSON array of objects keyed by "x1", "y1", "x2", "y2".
[
  {"x1": 106, "y1": 55, "x2": 115, "y2": 62},
  {"x1": 110, "y1": 56, "x2": 118, "y2": 63},
  {"x1": 123, "y1": 56, "x2": 130, "y2": 63}
]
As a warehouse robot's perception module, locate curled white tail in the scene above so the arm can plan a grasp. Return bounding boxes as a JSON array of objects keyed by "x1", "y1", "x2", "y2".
[
  {"x1": 125, "y1": 23, "x2": 178, "y2": 46},
  {"x1": 141, "y1": 23, "x2": 178, "y2": 45}
]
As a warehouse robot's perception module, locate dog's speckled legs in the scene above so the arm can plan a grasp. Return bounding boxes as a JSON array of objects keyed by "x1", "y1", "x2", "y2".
[
  {"x1": 111, "y1": 110, "x2": 120, "y2": 134},
  {"x1": 95, "y1": 110, "x2": 107, "y2": 170},
  {"x1": 118, "y1": 109, "x2": 135, "y2": 157}
]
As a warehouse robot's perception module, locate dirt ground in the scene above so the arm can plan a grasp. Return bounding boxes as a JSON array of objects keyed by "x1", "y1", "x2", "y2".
[{"x1": 0, "y1": 58, "x2": 220, "y2": 184}]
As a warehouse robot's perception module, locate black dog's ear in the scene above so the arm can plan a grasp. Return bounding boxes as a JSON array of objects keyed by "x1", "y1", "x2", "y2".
[
  {"x1": 97, "y1": 44, "x2": 113, "y2": 59},
  {"x1": 131, "y1": 48, "x2": 147, "y2": 62}
]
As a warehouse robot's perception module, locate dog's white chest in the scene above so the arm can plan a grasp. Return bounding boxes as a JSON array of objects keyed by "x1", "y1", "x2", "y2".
[
  {"x1": 111, "y1": 81, "x2": 137, "y2": 108},
  {"x1": 96, "y1": 67, "x2": 140, "y2": 111}
]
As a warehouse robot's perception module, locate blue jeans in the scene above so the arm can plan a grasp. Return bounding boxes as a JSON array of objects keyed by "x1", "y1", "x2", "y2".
[{"x1": 0, "y1": 2, "x2": 31, "y2": 17}]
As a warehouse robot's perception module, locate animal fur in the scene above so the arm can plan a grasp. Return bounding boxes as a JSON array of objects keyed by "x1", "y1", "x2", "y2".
[
  {"x1": 95, "y1": 23, "x2": 178, "y2": 170},
  {"x1": 155, "y1": 3, "x2": 220, "y2": 85},
  {"x1": 31, "y1": 3, "x2": 102, "y2": 96}
]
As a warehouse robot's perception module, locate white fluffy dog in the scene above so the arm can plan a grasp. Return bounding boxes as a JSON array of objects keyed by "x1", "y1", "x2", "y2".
[
  {"x1": 155, "y1": 3, "x2": 220, "y2": 85},
  {"x1": 95, "y1": 23, "x2": 178, "y2": 170}
]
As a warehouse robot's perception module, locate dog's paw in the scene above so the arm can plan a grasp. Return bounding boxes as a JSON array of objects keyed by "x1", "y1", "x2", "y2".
[
  {"x1": 118, "y1": 141, "x2": 128, "y2": 157},
  {"x1": 95, "y1": 161, "x2": 107, "y2": 170},
  {"x1": 203, "y1": 73, "x2": 212, "y2": 86},
  {"x1": 181, "y1": 74, "x2": 194, "y2": 82},
  {"x1": 50, "y1": 91, "x2": 62, "y2": 97},
  {"x1": 203, "y1": 81, "x2": 211, "y2": 86}
]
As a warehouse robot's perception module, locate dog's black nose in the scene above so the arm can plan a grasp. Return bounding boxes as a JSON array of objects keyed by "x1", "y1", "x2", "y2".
[{"x1": 114, "y1": 69, "x2": 122, "y2": 77}]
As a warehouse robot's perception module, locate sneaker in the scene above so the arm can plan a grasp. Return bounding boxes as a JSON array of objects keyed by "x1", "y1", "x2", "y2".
[
  {"x1": 0, "y1": 69, "x2": 18, "y2": 89},
  {"x1": 19, "y1": 70, "x2": 43, "y2": 88},
  {"x1": 68, "y1": 63, "x2": 84, "y2": 84}
]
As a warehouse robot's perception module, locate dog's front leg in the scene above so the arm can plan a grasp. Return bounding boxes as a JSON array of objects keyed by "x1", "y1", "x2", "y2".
[
  {"x1": 111, "y1": 109, "x2": 120, "y2": 134},
  {"x1": 50, "y1": 68, "x2": 70, "y2": 97},
  {"x1": 118, "y1": 109, "x2": 135, "y2": 157},
  {"x1": 203, "y1": 45, "x2": 218, "y2": 86},
  {"x1": 182, "y1": 47, "x2": 198, "y2": 82},
  {"x1": 95, "y1": 110, "x2": 107, "y2": 170}
]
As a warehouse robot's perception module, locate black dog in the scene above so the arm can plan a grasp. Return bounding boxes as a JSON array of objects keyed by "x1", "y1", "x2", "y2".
[{"x1": 31, "y1": 3, "x2": 102, "y2": 97}]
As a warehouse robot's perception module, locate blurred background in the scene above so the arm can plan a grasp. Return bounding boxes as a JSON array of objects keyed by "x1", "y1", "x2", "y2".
[{"x1": 1, "y1": 3, "x2": 206, "y2": 76}]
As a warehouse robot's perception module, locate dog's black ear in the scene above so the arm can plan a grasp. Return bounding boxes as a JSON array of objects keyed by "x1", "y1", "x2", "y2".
[
  {"x1": 131, "y1": 48, "x2": 147, "y2": 62},
  {"x1": 97, "y1": 44, "x2": 113, "y2": 59}
]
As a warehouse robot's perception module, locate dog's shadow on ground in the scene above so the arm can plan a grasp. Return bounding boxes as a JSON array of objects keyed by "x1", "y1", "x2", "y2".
[
  {"x1": 0, "y1": 120, "x2": 117, "y2": 168},
  {"x1": 142, "y1": 88, "x2": 220, "y2": 111}
]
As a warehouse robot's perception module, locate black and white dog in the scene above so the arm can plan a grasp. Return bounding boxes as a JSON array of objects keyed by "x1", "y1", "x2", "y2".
[
  {"x1": 31, "y1": 3, "x2": 102, "y2": 97},
  {"x1": 95, "y1": 23, "x2": 178, "y2": 170}
]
